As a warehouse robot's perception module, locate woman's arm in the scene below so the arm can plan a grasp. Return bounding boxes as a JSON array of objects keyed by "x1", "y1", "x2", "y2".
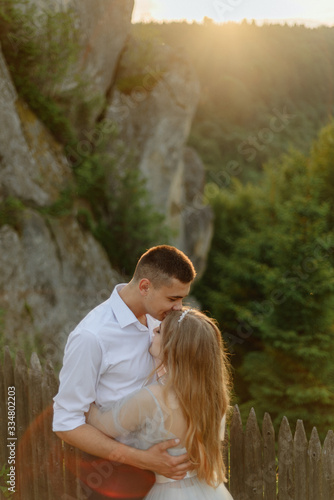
[{"x1": 86, "y1": 403, "x2": 115, "y2": 436}]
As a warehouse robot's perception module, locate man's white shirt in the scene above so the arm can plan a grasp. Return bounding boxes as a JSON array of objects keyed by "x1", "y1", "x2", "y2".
[{"x1": 53, "y1": 284, "x2": 159, "y2": 432}]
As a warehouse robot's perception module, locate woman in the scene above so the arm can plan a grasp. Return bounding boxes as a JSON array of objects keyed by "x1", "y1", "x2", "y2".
[{"x1": 87, "y1": 308, "x2": 234, "y2": 499}]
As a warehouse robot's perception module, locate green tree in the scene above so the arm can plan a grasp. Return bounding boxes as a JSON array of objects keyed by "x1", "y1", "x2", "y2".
[{"x1": 195, "y1": 123, "x2": 334, "y2": 437}]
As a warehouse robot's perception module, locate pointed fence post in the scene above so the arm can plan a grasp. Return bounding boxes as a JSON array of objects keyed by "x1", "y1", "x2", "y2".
[
  {"x1": 229, "y1": 405, "x2": 245, "y2": 500},
  {"x1": 0, "y1": 351, "x2": 6, "y2": 466},
  {"x1": 28, "y1": 352, "x2": 46, "y2": 500},
  {"x1": 3, "y1": 347, "x2": 15, "y2": 497},
  {"x1": 63, "y1": 443, "x2": 83, "y2": 500},
  {"x1": 244, "y1": 408, "x2": 263, "y2": 500},
  {"x1": 42, "y1": 359, "x2": 62, "y2": 500},
  {"x1": 262, "y1": 412, "x2": 276, "y2": 500},
  {"x1": 294, "y1": 419, "x2": 308, "y2": 500},
  {"x1": 4, "y1": 346, "x2": 14, "y2": 394},
  {"x1": 14, "y1": 351, "x2": 29, "y2": 442},
  {"x1": 308, "y1": 427, "x2": 322, "y2": 500},
  {"x1": 322, "y1": 430, "x2": 334, "y2": 500},
  {"x1": 14, "y1": 350, "x2": 32, "y2": 500},
  {"x1": 278, "y1": 416, "x2": 294, "y2": 500}
]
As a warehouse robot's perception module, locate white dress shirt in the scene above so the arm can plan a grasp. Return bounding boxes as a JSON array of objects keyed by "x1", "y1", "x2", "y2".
[{"x1": 53, "y1": 284, "x2": 159, "y2": 432}]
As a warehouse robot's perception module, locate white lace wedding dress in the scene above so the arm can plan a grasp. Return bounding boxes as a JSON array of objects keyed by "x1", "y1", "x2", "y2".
[{"x1": 91, "y1": 382, "x2": 234, "y2": 500}]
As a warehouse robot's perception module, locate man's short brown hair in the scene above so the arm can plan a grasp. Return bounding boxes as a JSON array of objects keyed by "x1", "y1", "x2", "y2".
[{"x1": 132, "y1": 245, "x2": 196, "y2": 287}]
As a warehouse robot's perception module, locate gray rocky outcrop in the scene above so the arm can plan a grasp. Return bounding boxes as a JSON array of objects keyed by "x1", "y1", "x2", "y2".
[
  {"x1": 105, "y1": 44, "x2": 213, "y2": 276},
  {"x1": 0, "y1": 49, "x2": 72, "y2": 205},
  {"x1": 0, "y1": 45, "x2": 121, "y2": 363},
  {"x1": 0, "y1": 211, "x2": 121, "y2": 363},
  {"x1": 47, "y1": 0, "x2": 134, "y2": 132},
  {"x1": 182, "y1": 147, "x2": 214, "y2": 275}
]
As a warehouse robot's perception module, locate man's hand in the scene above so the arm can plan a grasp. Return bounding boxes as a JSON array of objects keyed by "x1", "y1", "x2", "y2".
[{"x1": 131, "y1": 439, "x2": 193, "y2": 480}]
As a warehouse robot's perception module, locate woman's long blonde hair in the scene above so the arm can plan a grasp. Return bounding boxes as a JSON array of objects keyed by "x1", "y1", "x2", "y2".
[{"x1": 158, "y1": 308, "x2": 231, "y2": 487}]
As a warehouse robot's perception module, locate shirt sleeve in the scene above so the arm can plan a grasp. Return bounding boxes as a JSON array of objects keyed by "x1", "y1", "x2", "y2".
[{"x1": 53, "y1": 329, "x2": 103, "y2": 432}]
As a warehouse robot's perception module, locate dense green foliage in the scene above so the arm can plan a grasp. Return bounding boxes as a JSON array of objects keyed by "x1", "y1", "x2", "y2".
[
  {"x1": 194, "y1": 122, "x2": 334, "y2": 437},
  {"x1": 133, "y1": 21, "x2": 334, "y2": 183}
]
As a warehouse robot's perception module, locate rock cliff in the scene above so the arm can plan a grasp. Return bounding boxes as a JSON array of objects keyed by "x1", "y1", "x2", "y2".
[
  {"x1": 57, "y1": 0, "x2": 135, "y2": 131},
  {"x1": 0, "y1": 57, "x2": 71, "y2": 205},
  {"x1": 0, "y1": 48, "x2": 121, "y2": 364},
  {"x1": 0, "y1": 2, "x2": 213, "y2": 364},
  {"x1": 105, "y1": 41, "x2": 213, "y2": 274}
]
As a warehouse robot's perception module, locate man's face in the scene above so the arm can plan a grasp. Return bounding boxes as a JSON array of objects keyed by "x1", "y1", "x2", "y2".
[{"x1": 145, "y1": 278, "x2": 191, "y2": 321}]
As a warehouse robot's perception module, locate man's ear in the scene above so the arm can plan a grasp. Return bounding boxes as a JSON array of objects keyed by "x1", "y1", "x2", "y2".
[{"x1": 138, "y1": 278, "x2": 151, "y2": 296}]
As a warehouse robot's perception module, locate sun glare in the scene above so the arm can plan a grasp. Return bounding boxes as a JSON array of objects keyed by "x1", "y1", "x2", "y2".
[
  {"x1": 148, "y1": 1, "x2": 216, "y2": 23},
  {"x1": 132, "y1": 0, "x2": 334, "y2": 26}
]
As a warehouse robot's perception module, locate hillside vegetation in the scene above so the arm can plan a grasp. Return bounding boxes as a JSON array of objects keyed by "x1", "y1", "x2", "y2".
[{"x1": 133, "y1": 21, "x2": 334, "y2": 183}]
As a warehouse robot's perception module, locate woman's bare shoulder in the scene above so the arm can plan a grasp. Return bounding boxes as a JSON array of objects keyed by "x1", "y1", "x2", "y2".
[
  {"x1": 144, "y1": 382, "x2": 164, "y2": 398},
  {"x1": 145, "y1": 383, "x2": 180, "y2": 411}
]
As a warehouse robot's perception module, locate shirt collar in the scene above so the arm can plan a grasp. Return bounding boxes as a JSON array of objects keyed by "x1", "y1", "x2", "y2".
[{"x1": 110, "y1": 283, "x2": 147, "y2": 330}]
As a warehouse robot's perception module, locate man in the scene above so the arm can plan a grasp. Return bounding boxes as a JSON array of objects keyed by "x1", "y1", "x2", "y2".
[{"x1": 53, "y1": 245, "x2": 196, "y2": 499}]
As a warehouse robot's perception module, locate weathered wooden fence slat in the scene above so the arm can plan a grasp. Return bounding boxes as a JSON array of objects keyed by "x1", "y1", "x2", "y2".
[
  {"x1": 64, "y1": 443, "x2": 84, "y2": 500},
  {"x1": 278, "y1": 416, "x2": 294, "y2": 500},
  {"x1": 308, "y1": 426, "x2": 322, "y2": 499},
  {"x1": 14, "y1": 351, "x2": 31, "y2": 500},
  {"x1": 294, "y1": 419, "x2": 308, "y2": 500},
  {"x1": 262, "y1": 412, "x2": 276, "y2": 500},
  {"x1": 42, "y1": 360, "x2": 63, "y2": 500},
  {"x1": 1, "y1": 349, "x2": 334, "y2": 500},
  {"x1": 245, "y1": 408, "x2": 263, "y2": 500},
  {"x1": 28, "y1": 353, "x2": 46, "y2": 500},
  {"x1": 4, "y1": 346, "x2": 14, "y2": 397},
  {"x1": 229, "y1": 404, "x2": 245, "y2": 500},
  {"x1": 0, "y1": 354, "x2": 6, "y2": 467},
  {"x1": 322, "y1": 430, "x2": 334, "y2": 499}
]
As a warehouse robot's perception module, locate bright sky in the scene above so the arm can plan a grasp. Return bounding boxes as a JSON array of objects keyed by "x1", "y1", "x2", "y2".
[{"x1": 132, "y1": 0, "x2": 334, "y2": 27}]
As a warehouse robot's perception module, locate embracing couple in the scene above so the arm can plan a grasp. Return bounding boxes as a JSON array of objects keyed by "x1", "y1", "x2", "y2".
[{"x1": 53, "y1": 245, "x2": 234, "y2": 500}]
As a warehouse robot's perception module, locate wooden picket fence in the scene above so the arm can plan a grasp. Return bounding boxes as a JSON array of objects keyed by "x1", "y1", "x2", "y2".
[{"x1": 0, "y1": 347, "x2": 333, "y2": 500}]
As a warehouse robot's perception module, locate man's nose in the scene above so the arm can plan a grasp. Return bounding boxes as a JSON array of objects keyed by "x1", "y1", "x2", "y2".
[{"x1": 172, "y1": 300, "x2": 183, "y2": 311}]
